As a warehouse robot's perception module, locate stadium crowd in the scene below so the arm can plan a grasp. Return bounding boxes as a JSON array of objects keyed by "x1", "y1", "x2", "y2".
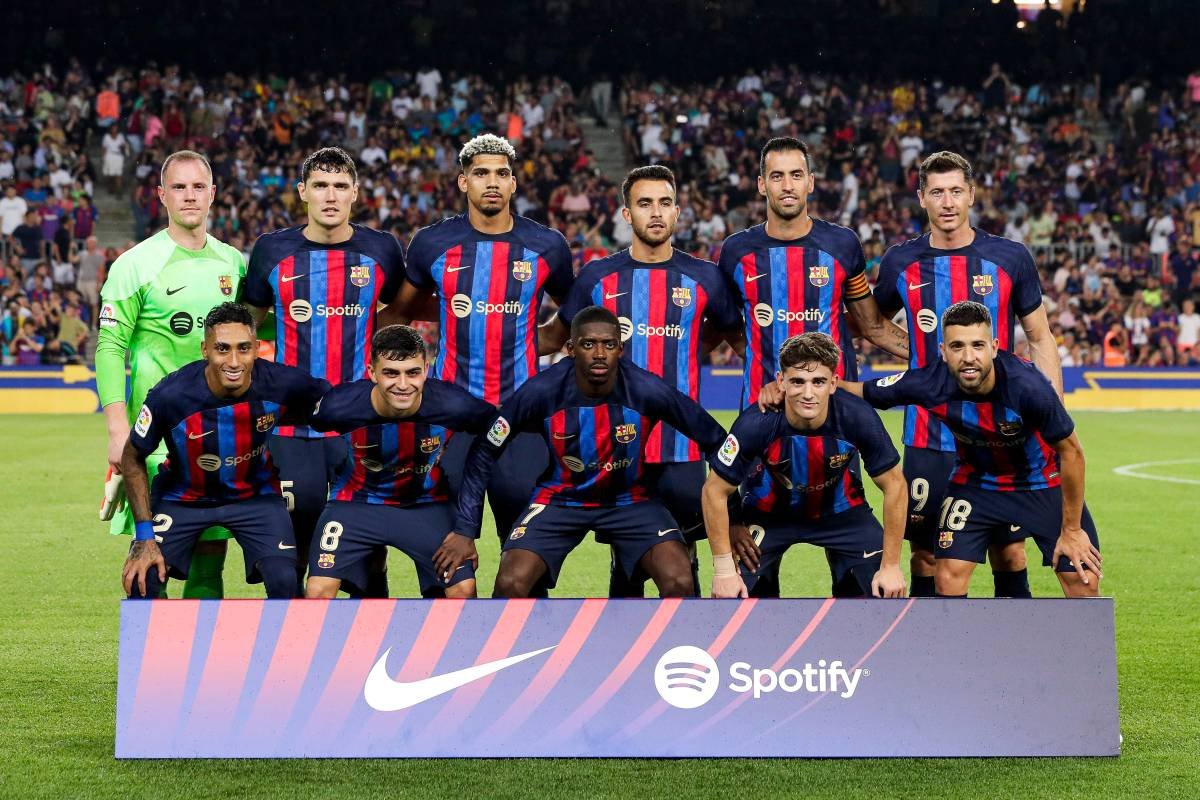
[{"x1": 2, "y1": 59, "x2": 1200, "y2": 367}]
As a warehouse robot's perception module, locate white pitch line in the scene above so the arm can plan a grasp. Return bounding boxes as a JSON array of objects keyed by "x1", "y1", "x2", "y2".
[{"x1": 1112, "y1": 459, "x2": 1200, "y2": 486}]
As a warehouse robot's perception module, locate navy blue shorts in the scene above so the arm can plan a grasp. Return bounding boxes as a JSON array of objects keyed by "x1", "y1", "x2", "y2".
[
  {"x1": 902, "y1": 445, "x2": 956, "y2": 551},
  {"x1": 152, "y1": 495, "x2": 295, "y2": 583},
  {"x1": 308, "y1": 500, "x2": 474, "y2": 596},
  {"x1": 503, "y1": 500, "x2": 685, "y2": 589},
  {"x1": 937, "y1": 483, "x2": 1101, "y2": 572},
  {"x1": 442, "y1": 430, "x2": 549, "y2": 539},
  {"x1": 269, "y1": 434, "x2": 349, "y2": 536},
  {"x1": 645, "y1": 461, "x2": 707, "y2": 541},
  {"x1": 743, "y1": 505, "x2": 884, "y2": 595}
]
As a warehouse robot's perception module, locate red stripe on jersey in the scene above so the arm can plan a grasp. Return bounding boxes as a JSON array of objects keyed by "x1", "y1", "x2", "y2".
[
  {"x1": 974, "y1": 404, "x2": 1009, "y2": 491},
  {"x1": 1037, "y1": 434, "x2": 1061, "y2": 488},
  {"x1": 536, "y1": 412, "x2": 572, "y2": 504},
  {"x1": 688, "y1": 283, "x2": 708, "y2": 399},
  {"x1": 232, "y1": 403, "x2": 252, "y2": 494},
  {"x1": 483, "y1": 242, "x2": 511, "y2": 404},
  {"x1": 183, "y1": 414, "x2": 206, "y2": 502},
  {"x1": 600, "y1": 272, "x2": 620, "y2": 314},
  {"x1": 395, "y1": 423, "x2": 416, "y2": 500},
  {"x1": 760, "y1": 439, "x2": 784, "y2": 514},
  {"x1": 804, "y1": 436, "x2": 825, "y2": 519},
  {"x1": 645, "y1": 271, "x2": 668, "y2": 457},
  {"x1": 278, "y1": 255, "x2": 298, "y2": 368},
  {"x1": 841, "y1": 463, "x2": 860, "y2": 507},
  {"x1": 590, "y1": 404, "x2": 613, "y2": 494},
  {"x1": 830, "y1": 257, "x2": 847, "y2": 377},
  {"x1": 995, "y1": 268, "x2": 1014, "y2": 351},
  {"x1": 950, "y1": 256, "x2": 969, "y2": 303},
  {"x1": 324, "y1": 250, "x2": 347, "y2": 386},
  {"x1": 903, "y1": 261, "x2": 928, "y2": 366},
  {"x1": 440, "y1": 246, "x2": 463, "y2": 387},
  {"x1": 335, "y1": 428, "x2": 369, "y2": 501},
  {"x1": 786, "y1": 247, "x2": 807, "y2": 337},
  {"x1": 742, "y1": 253, "x2": 765, "y2": 403}
]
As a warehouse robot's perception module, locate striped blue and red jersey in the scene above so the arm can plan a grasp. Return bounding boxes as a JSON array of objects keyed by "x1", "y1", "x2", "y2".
[
  {"x1": 453, "y1": 359, "x2": 726, "y2": 537},
  {"x1": 405, "y1": 214, "x2": 573, "y2": 405},
  {"x1": 557, "y1": 249, "x2": 740, "y2": 463},
  {"x1": 863, "y1": 351, "x2": 1072, "y2": 492},
  {"x1": 309, "y1": 378, "x2": 494, "y2": 507},
  {"x1": 874, "y1": 230, "x2": 1043, "y2": 452},
  {"x1": 710, "y1": 391, "x2": 899, "y2": 520},
  {"x1": 128, "y1": 360, "x2": 328, "y2": 505},
  {"x1": 243, "y1": 224, "x2": 405, "y2": 438},
  {"x1": 718, "y1": 220, "x2": 871, "y2": 407}
]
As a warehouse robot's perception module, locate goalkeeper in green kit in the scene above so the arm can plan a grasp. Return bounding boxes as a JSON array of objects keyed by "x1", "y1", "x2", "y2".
[{"x1": 97, "y1": 151, "x2": 246, "y2": 598}]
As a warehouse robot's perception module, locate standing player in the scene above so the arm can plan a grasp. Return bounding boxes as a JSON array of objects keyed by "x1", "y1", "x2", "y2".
[
  {"x1": 846, "y1": 301, "x2": 1100, "y2": 598},
  {"x1": 720, "y1": 136, "x2": 909, "y2": 597},
  {"x1": 120, "y1": 304, "x2": 328, "y2": 599},
  {"x1": 391, "y1": 134, "x2": 573, "y2": 550},
  {"x1": 873, "y1": 151, "x2": 1063, "y2": 598},
  {"x1": 98, "y1": 150, "x2": 245, "y2": 599},
  {"x1": 304, "y1": 325, "x2": 495, "y2": 599},
  {"x1": 702, "y1": 333, "x2": 907, "y2": 599},
  {"x1": 243, "y1": 146, "x2": 407, "y2": 595},
  {"x1": 452, "y1": 307, "x2": 728, "y2": 598},
  {"x1": 542, "y1": 165, "x2": 741, "y2": 596}
]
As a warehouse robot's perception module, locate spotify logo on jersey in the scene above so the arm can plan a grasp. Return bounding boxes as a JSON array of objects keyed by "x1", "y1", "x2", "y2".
[
  {"x1": 562, "y1": 455, "x2": 585, "y2": 473},
  {"x1": 169, "y1": 312, "x2": 194, "y2": 336},
  {"x1": 916, "y1": 309, "x2": 938, "y2": 334},
  {"x1": 618, "y1": 316, "x2": 633, "y2": 342},
  {"x1": 289, "y1": 299, "x2": 314, "y2": 323},
  {"x1": 196, "y1": 454, "x2": 222, "y2": 472},
  {"x1": 752, "y1": 303, "x2": 775, "y2": 327},
  {"x1": 450, "y1": 294, "x2": 473, "y2": 319}
]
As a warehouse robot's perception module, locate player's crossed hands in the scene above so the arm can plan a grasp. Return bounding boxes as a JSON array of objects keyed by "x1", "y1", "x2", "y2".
[
  {"x1": 1052, "y1": 526, "x2": 1102, "y2": 585},
  {"x1": 433, "y1": 532, "x2": 478, "y2": 586}
]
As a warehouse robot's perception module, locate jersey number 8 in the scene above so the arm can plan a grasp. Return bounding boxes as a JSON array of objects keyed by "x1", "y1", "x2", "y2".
[{"x1": 319, "y1": 520, "x2": 343, "y2": 551}]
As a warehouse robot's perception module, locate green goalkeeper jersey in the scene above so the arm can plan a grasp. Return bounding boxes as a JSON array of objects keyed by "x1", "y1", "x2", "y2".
[{"x1": 96, "y1": 229, "x2": 246, "y2": 419}]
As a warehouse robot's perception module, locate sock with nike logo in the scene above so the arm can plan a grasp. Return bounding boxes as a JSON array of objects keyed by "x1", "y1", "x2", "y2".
[{"x1": 993, "y1": 568, "x2": 1032, "y2": 598}]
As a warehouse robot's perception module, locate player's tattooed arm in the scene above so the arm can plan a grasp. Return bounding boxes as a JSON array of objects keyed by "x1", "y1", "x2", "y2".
[
  {"x1": 701, "y1": 472, "x2": 749, "y2": 599},
  {"x1": 119, "y1": 440, "x2": 166, "y2": 597},
  {"x1": 1050, "y1": 433, "x2": 1101, "y2": 584},
  {"x1": 847, "y1": 294, "x2": 910, "y2": 360},
  {"x1": 120, "y1": 440, "x2": 154, "y2": 527},
  {"x1": 869, "y1": 465, "x2": 908, "y2": 598}
]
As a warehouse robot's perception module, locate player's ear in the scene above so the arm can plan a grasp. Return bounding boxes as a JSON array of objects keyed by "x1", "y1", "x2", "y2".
[
  {"x1": 296, "y1": 181, "x2": 306, "y2": 203},
  {"x1": 757, "y1": 174, "x2": 766, "y2": 197},
  {"x1": 457, "y1": 172, "x2": 468, "y2": 193},
  {"x1": 621, "y1": 205, "x2": 632, "y2": 224}
]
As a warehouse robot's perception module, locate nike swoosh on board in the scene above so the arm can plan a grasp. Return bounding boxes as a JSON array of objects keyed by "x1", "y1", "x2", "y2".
[{"x1": 363, "y1": 645, "x2": 556, "y2": 711}]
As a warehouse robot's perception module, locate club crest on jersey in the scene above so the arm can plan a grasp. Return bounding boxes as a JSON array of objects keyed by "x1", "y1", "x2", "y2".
[
  {"x1": 998, "y1": 421, "x2": 1022, "y2": 437},
  {"x1": 487, "y1": 417, "x2": 511, "y2": 447},
  {"x1": 614, "y1": 423, "x2": 638, "y2": 444},
  {"x1": 717, "y1": 434, "x2": 740, "y2": 466},
  {"x1": 511, "y1": 259, "x2": 533, "y2": 281},
  {"x1": 256, "y1": 413, "x2": 276, "y2": 433},
  {"x1": 317, "y1": 553, "x2": 335, "y2": 569},
  {"x1": 808, "y1": 265, "x2": 831, "y2": 288},
  {"x1": 875, "y1": 372, "x2": 904, "y2": 388},
  {"x1": 420, "y1": 435, "x2": 441, "y2": 453},
  {"x1": 671, "y1": 286, "x2": 693, "y2": 308},
  {"x1": 219, "y1": 275, "x2": 234, "y2": 296},
  {"x1": 134, "y1": 404, "x2": 152, "y2": 437},
  {"x1": 828, "y1": 452, "x2": 851, "y2": 469},
  {"x1": 350, "y1": 265, "x2": 371, "y2": 287},
  {"x1": 972, "y1": 275, "x2": 994, "y2": 296},
  {"x1": 509, "y1": 526, "x2": 527, "y2": 540},
  {"x1": 938, "y1": 531, "x2": 954, "y2": 549}
]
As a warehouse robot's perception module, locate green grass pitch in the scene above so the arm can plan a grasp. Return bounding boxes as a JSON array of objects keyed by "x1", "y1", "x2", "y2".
[{"x1": 1, "y1": 411, "x2": 1197, "y2": 799}]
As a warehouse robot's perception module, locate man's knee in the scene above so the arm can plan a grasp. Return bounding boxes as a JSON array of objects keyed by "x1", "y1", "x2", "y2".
[
  {"x1": 989, "y1": 540, "x2": 1027, "y2": 571},
  {"x1": 1057, "y1": 570, "x2": 1100, "y2": 598},
  {"x1": 445, "y1": 579, "x2": 477, "y2": 599},
  {"x1": 910, "y1": 547, "x2": 936, "y2": 575},
  {"x1": 257, "y1": 557, "x2": 298, "y2": 599},
  {"x1": 935, "y1": 559, "x2": 974, "y2": 596},
  {"x1": 305, "y1": 576, "x2": 341, "y2": 599},
  {"x1": 492, "y1": 570, "x2": 534, "y2": 598}
]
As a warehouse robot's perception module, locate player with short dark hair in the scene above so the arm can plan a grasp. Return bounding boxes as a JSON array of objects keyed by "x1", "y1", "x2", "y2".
[
  {"x1": 304, "y1": 325, "x2": 496, "y2": 598},
  {"x1": 541, "y1": 165, "x2": 741, "y2": 596},
  {"x1": 703, "y1": 332, "x2": 907, "y2": 598},
  {"x1": 389, "y1": 134, "x2": 573, "y2": 557},
  {"x1": 721, "y1": 136, "x2": 909, "y2": 597},
  {"x1": 873, "y1": 150, "x2": 1063, "y2": 598},
  {"x1": 844, "y1": 301, "x2": 1100, "y2": 598},
  {"x1": 243, "y1": 145, "x2": 407, "y2": 596},
  {"x1": 119, "y1": 303, "x2": 329, "y2": 599},
  {"x1": 452, "y1": 307, "x2": 727, "y2": 597}
]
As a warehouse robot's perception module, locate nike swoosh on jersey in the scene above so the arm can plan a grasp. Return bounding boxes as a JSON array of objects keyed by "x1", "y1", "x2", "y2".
[
  {"x1": 1009, "y1": 525, "x2": 1022, "y2": 532},
  {"x1": 446, "y1": 264, "x2": 472, "y2": 273},
  {"x1": 363, "y1": 645, "x2": 555, "y2": 712},
  {"x1": 165, "y1": 286, "x2": 186, "y2": 296},
  {"x1": 767, "y1": 459, "x2": 790, "y2": 467},
  {"x1": 353, "y1": 443, "x2": 378, "y2": 449},
  {"x1": 657, "y1": 528, "x2": 680, "y2": 537},
  {"x1": 280, "y1": 274, "x2": 305, "y2": 283},
  {"x1": 278, "y1": 542, "x2": 296, "y2": 550},
  {"x1": 552, "y1": 433, "x2": 577, "y2": 440},
  {"x1": 862, "y1": 549, "x2": 883, "y2": 558},
  {"x1": 745, "y1": 273, "x2": 769, "y2": 282},
  {"x1": 908, "y1": 281, "x2": 931, "y2": 291},
  {"x1": 187, "y1": 431, "x2": 214, "y2": 439},
  {"x1": 604, "y1": 291, "x2": 628, "y2": 300}
]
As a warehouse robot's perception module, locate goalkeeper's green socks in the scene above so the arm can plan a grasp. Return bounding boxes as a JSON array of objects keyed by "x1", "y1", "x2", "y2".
[{"x1": 183, "y1": 548, "x2": 227, "y2": 599}]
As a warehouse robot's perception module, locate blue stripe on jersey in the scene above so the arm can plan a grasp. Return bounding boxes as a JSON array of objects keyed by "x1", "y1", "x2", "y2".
[
  {"x1": 353, "y1": 261, "x2": 372, "y2": 375},
  {"x1": 430, "y1": 249, "x2": 449, "y2": 381},
  {"x1": 980, "y1": 259, "x2": 1002, "y2": 338},
  {"x1": 673, "y1": 277, "x2": 697, "y2": 462},
  {"x1": 255, "y1": 401, "x2": 281, "y2": 486},
  {"x1": 620, "y1": 407, "x2": 642, "y2": 492},
  {"x1": 832, "y1": 440, "x2": 851, "y2": 513},
  {"x1": 769, "y1": 247, "x2": 789, "y2": 365},
  {"x1": 423, "y1": 424, "x2": 447, "y2": 496},
  {"x1": 216, "y1": 405, "x2": 236, "y2": 490},
  {"x1": 631, "y1": 269, "x2": 649, "y2": 367},
  {"x1": 817, "y1": 250, "x2": 834, "y2": 336},
  {"x1": 511, "y1": 247, "x2": 540, "y2": 389},
  {"x1": 579, "y1": 407, "x2": 599, "y2": 474},
  {"x1": 467, "y1": 242, "x2": 492, "y2": 398},
  {"x1": 795, "y1": 438, "x2": 810, "y2": 497},
  {"x1": 376, "y1": 423, "x2": 401, "y2": 506},
  {"x1": 934, "y1": 256, "x2": 956, "y2": 451},
  {"x1": 170, "y1": 425, "x2": 191, "y2": 492},
  {"x1": 308, "y1": 252, "x2": 328, "y2": 379}
]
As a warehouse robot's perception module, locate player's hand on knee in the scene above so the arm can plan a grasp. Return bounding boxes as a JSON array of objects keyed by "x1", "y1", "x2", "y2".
[
  {"x1": 1052, "y1": 526, "x2": 1102, "y2": 585},
  {"x1": 122, "y1": 540, "x2": 166, "y2": 597},
  {"x1": 711, "y1": 552, "x2": 748, "y2": 598},
  {"x1": 871, "y1": 565, "x2": 907, "y2": 598},
  {"x1": 433, "y1": 532, "x2": 477, "y2": 585},
  {"x1": 729, "y1": 524, "x2": 760, "y2": 572},
  {"x1": 756, "y1": 381, "x2": 784, "y2": 412}
]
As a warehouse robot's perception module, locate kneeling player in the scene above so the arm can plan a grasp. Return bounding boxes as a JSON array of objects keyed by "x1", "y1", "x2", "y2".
[
  {"x1": 847, "y1": 301, "x2": 1102, "y2": 597},
  {"x1": 120, "y1": 303, "x2": 329, "y2": 599},
  {"x1": 703, "y1": 333, "x2": 907, "y2": 599},
  {"x1": 452, "y1": 306, "x2": 727, "y2": 598},
  {"x1": 304, "y1": 325, "x2": 495, "y2": 599}
]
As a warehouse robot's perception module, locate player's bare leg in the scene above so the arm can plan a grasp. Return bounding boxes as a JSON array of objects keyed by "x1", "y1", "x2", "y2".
[
  {"x1": 182, "y1": 539, "x2": 228, "y2": 599},
  {"x1": 492, "y1": 549, "x2": 549, "y2": 598},
  {"x1": 989, "y1": 540, "x2": 1031, "y2": 598},
  {"x1": 306, "y1": 576, "x2": 341, "y2": 598},
  {"x1": 934, "y1": 558, "x2": 976, "y2": 597},
  {"x1": 1056, "y1": 569, "x2": 1100, "y2": 598},
  {"x1": 444, "y1": 579, "x2": 477, "y2": 599},
  {"x1": 637, "y1": 540, "x2": 694, "y2": 598}
]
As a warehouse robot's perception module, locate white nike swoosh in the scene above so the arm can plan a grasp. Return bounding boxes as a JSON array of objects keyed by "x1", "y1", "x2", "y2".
[
  {"x1": 552, "y1": 433, "x2": 577, "y2": 440},
  {"x1": 604, "y1": 291, "x2": 628, "y2": 300},
  {"x1": 862, "y1": 549, "x2": 883, "y2": 558},
  {"x1": 745, "y1": 273, "x2": 769, "y2": 282},
  {"x1": 278, "y1": 542, "x2": 296, "y2": 550},
  {"x1": 657, "y1": 528, "x2": 679, "y2": 537},
  {"x1": 768, "y1": 459, "x2": 790, "y2": 467},
  {"x1": 1009, "y1": 525, "x2": 1021, "y2": 532},
  {"x1": 446, "y1": 265, "x2": 472, "y2": 273},
  {"x1": 908, "y1": 281, "x2": 931, "y2": 291},
  {"x1": 364, "y1": 645, "x2": 555, "y2": 712},
  {"x1": 353, "y1": 443, "x2": 377, "y2": 449},
  {"x1": 188, "y1": 431, "x2": 213, "y2": 439},
  {"x1": 280, "y1": 274, "x2": 305, "y2": 283}
]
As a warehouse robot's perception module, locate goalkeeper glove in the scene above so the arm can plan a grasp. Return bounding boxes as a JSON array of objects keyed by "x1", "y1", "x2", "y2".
[{"x1": 100, "y1": 467, "x2": 126, "y2": 521}]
